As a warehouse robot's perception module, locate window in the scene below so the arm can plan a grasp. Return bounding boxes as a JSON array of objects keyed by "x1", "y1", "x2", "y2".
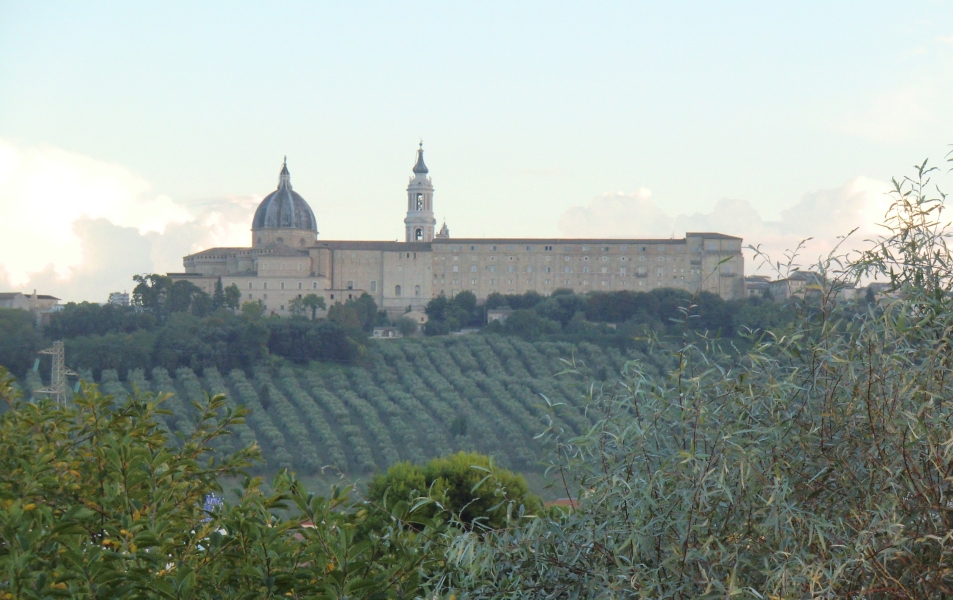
[
  {"x1": 298, "y1": 282, "x2": 302, "y2": 289},
  {"x1": 488, "y1": 266, "x2": 497, "y2": 272},
  {"x1": 584, "y1": 256, "x2": 589, "y2": 261},
  {"x1": 471, "y1": 278, "x2": 477, "y2": 285},
  {"x1": 395, "y1": 285, "x2": 402, "y2": 296},
  {"x1": 563, "y1": 266, "x2": 572, "y2": 273},
  {"x1": 602, "y1": 256, "x2": 607, "y2": 261},
  {"x1": 601, "y1": 267, "x2": 607, "y2": 273},
  {"x1": 416, "y1": 193, "x2": 423, "y2": 210},
  {"x1": 313, "y1": 282, "x2": 318, "y2": 289},
  {"x1": 415, "y1": 285, "x2": 421, "y2": 296},
  {"x1": 452, "y1": 265, "x2": 459, "y2": 272},
  {"x1": 544, "y1": 245, "x2": 553, "y2": 251},
  {"x1": 582, "y1": 246, "x2": 590, "y2": 251},
  {"x1": 526, "y1": 266, "x2": 533, "y2": 273},
  {"x1": 526, "y1": 245, "x2": 533, "y2": 251},
  {"x1": 347, "y1": 281, "x2": 354, "y2": 290},
  {"x1": 657, "y1": 267, "x2": 664, "y2": 277},
  {"x1": 470, "y1": 245, "x2": 476, "y2": 251},
  {"x1": 415, "y1": 228, "x2": 423, "y2": 241},
  {"x1": 370, "y1": 280, "x2": 377, "y2": 292},
  {"x1": 263, "y1": 282, "x2": 268, "y2": 290},
  {"x1": 583, "y1": 266, "x2": 589, "y2": 273},
  {"x1": 507, "y1": 245, "x2": 515, "y2": 251},
  {"x1": 602, "y1": 246, "x2": 610, "y2": 252},
  {"x1": 545, "y1": 279, "x2": 551, "y2": 285},
  {"x1": 620, "y1": 245, "x2": 627, "y2": 252},
  {"x1": 248, "y1": 294, "x2": 252, "y2": 299},
  {"x1": 470, "y1": 265, "x2": 477, "y2": 272},
  {"x1": 507, "y1": 265, "x2": 515, "y2": 272},
  {"x1": 280, "y1": 280, "x2": 286, "y2": 289},
  {"x1": 264, "y1": 294, "x2": 268, "y2": 299},
  {"x1": 490, "y1": 245, "x2": 497, "y2": 251},
  {"x1": 545, "y1": 266, "x2": 552, "y2": 273},
  {"x1": 248, "y1": 282, "x2": 252, "y2": 289},
  {"x1": 330, "y1": 294, "x2": 334, "y2": 300},
  {"x1": 565, "y1": 256, "x2": 571, "y2": 261}
]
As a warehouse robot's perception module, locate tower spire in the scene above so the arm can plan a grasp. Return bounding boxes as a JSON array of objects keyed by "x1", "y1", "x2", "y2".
[{"x1": 412, "y1": 141, "x2": 428, "y2": 175}]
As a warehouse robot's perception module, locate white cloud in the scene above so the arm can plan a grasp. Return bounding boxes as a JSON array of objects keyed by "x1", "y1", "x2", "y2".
[
  {"x1": 558, "y1": 176, "x2": 894, "y2": 275},
  {"x1": 0, "y1": 139, "x2": 257, "y2": 302}
]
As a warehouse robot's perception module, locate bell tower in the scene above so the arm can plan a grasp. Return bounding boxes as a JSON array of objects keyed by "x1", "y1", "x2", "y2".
[{"x1": 404, "y1": 142, "x2": 436, "y2": 242}]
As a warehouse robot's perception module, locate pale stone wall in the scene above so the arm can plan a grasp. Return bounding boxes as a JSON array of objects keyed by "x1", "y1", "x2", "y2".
[
  {"x1": 429, "y1": 234, "x2": 744, "y2": 301},
  {"x1": 173, "y1": 233, "x2": 744, "y2": 319},
  {"x1": 253, "y1": 228, "x2": 317, "y2": 249}
]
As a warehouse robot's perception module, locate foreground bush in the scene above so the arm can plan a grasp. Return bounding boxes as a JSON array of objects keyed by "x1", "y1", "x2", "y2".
[
  {"x1": 367, "y1": 452, "x2": 542, "y2": 531},
  {"x1": 0, "y1": 370, "x2": 445, "y2": 598},
  {"x1": 435, "y1": 159, "x2": 953, "y2": 597}
]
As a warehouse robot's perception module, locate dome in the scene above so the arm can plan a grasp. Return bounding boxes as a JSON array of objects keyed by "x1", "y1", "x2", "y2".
[
  {"x1": 412, "y1": 142, "x2": 428, "y2": 174},
  {"x1": 252, "y1": 159, "x2": 318, "y2": 233}
]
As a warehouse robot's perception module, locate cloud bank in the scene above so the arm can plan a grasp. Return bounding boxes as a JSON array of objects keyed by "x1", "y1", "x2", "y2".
[
  {"x1": 558, "y1": 177, "x2": 894, "y2": 275},
  {"x1": 0, "y1": 139, "x2": 257, "y2": 302}
]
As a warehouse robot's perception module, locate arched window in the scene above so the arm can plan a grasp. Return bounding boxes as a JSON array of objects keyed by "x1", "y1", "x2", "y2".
[
  {"x1": 415, "y1": 228, "x2": 423, "y2": 241},
  {"x1": 415, "y1": 285, "x2": 421, "y2": 296},
  {"x1": 395, "y1": 285, "x2": 402, "y2": 296}
]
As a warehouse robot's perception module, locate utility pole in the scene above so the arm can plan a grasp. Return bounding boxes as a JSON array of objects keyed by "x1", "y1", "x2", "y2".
[{"x1": 36, "y1": 341, "x2": 77, "y2": 405}]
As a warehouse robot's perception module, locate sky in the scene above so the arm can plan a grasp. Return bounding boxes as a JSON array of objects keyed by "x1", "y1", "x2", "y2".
[{"x1": 1, "y1": 1, "x2": 952, "y2": 301}]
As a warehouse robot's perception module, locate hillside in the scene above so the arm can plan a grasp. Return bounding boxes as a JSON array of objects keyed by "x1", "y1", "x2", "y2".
[{"x1": 15, "y1": 335, "x2": 659, "y2": 475}]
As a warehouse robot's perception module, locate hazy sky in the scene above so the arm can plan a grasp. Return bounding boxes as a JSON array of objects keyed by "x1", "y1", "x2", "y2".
[{"x1": 1, "y1": 1, "x2": 952, "y2": 301}]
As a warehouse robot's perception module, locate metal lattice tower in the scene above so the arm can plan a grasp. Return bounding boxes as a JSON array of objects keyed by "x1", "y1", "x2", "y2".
[{"x1": 36, "y1": 341, "x2": 77, "y2": 405}]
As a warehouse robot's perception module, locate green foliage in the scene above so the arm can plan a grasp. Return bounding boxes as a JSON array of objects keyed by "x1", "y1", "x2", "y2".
[
  {"x1": 46, "y1": 301, "x2": 156, "y2": 339},
  {"x1": 367, "y1": 452, "x2": 541, "y2": 531},
  {"x1": 436, "y1": 152, "x2": 953, "y2": 597},
  {"x1": 0, "y1": 366, "x2": 445, "y2": 598},
  {"x1": 0, "y1": 308, "x2": 44, "y2": 378},
  {"x1": 302, "y1": 293, "x2": 327, "y2": 320},
  {"x1": 424, "y1": 291, "x2": 484, "y2": 335},
  {"x1": 394, "y1": 316, "x2": 419, "y2": 337}
]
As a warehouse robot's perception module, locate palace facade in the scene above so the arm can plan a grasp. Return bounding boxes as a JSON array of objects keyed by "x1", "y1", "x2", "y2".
[{"x1": 170, "y1": 146, "x2": 745, "y2": 317}]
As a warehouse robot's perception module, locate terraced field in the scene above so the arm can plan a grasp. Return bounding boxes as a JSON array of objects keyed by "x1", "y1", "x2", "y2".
[{"x1": 15, "y1": 335, "x2": 657, "y2": 474}]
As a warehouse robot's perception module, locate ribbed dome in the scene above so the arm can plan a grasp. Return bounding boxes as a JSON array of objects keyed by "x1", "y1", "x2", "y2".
[{"x1": 252, "y1": 159, "x2": 318, "y2": 233}]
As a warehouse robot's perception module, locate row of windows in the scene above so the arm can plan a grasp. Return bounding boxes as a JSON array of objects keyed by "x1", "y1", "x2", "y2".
[
  {"x1": 246, "y1": 281, "x2": 320, "y2": 290},
  {"x1": 446, "y1": 242, "x2": 738, "y2": 253},
  {"x1": 438, "y1": 277, "x2": 695, "y2": 297},
  {"x1": 444, "y1": 254, "x2": 680, "y2": 264},
  {"x1": 394, "y1": 285, "x2": 422, "y2": 297}
]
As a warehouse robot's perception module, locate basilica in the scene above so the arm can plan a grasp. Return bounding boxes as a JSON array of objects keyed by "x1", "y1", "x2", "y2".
[{"x1": 170, "y1": 145, "x2": 745, "y2": 317}]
